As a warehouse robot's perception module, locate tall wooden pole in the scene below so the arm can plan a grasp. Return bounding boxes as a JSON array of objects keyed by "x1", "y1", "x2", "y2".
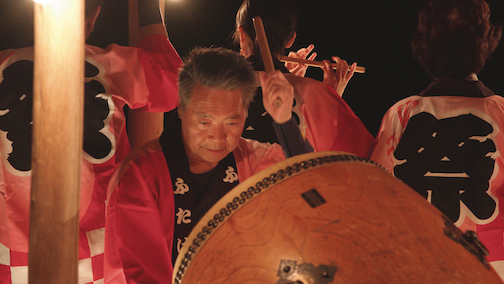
[
  {"x1": 29, "y1": 0, "x2": 84, "y2": 283},
  {"x1": 127, "y1": 0, "x2": 166, "y2": 151}
]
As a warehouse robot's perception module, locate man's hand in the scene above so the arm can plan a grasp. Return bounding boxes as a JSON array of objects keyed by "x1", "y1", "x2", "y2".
[
  {"x1": 259, "y1": 70, "x2": 294, "y2": 124},
  {"x1": 285, "y1": 44, "x2": 317, "y2": 77}
]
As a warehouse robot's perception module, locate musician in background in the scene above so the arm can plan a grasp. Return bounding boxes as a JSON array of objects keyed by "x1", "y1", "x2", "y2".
[
  {"x1": 371, "y1": 0, "x2": 504, "y2": 278},
  {"x1": 104, "y1": 47, "x2": 312, "y2": 283},
  {"x1": 0, "y1": 0, "x2": 181, "y2": 283},
  {"x1": 234, "y1": 0, "x2": 376, "y2": 157}
]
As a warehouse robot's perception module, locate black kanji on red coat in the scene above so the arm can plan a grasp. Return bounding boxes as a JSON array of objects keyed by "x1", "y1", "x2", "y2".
[
  {"x1": 0, "y1": 60, "x2": 112, "y2": 172},
  {"x1": 394, "y1": 112, "x2": 496, "y2": 223},
  {"x1": 0, "y1": 60, "x2": 34, "y2": 171}
]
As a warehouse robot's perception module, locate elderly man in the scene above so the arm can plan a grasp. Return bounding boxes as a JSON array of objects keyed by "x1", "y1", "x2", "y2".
[{"x1": 104, "y1": 47, "x2": 311, "y2": 283}]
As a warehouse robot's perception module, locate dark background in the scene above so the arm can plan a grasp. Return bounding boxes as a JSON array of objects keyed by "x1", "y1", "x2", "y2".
[{"x1": 1, "y1": 0, "x2": 503, "y2": 136}]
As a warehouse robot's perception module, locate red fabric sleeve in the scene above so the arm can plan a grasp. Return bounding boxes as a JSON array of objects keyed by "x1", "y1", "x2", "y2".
[
  {"x1": 88, "y1": 34, "x2": 182, "y2": 113},
  {"x1": 325, "y1": 86, "x2": 377, "y2": 158},
  {"x1": 287, "y1": 75, "x2": 376, "y2": 158},
  {"x1": 105, "y1": 141, "x2": 175, "y2": 283},
  {"x1": 234, "y1": 139, "x2": 286, "y2": 181},
  {"x1": 136, "y1": 35, "x2": 183, "y2": 112}
]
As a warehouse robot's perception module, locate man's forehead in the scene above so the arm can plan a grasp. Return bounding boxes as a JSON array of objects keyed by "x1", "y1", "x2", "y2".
[
  {"x1": 196, "y1": 111, "x2": 243, "y2": 119},
  {"x1": 186, "y1": 84, "x2": 246, "y2": 115},
  {"x1": 190, "y1": 83, "x2": 243, "y2": 98}
]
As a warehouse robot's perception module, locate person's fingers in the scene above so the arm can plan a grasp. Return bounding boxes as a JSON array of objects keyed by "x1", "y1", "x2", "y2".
[
  {"x1": 331, "y1": 56, "x2": 347, "y2": 80},
  {"x1": 290, "y1": 44, "x2": 315, "y2": 59},
  {"x1": 288, "y1": 51, "x2": 301, "y2": 59},
  {"x1": 340, "y1": 59, "x2": 349, "y2": 77},
  {"x1": 346, "y1": 62, "x2": 357, "y2": 80},
  {"x1": 333, "y1": 56, "x2": 348, "y2": 69},
  {"x1": 261, "y1": 71, "x2": 284, "y2": 101},
  {"x1": 306, "y1": 51, "x2": 317, "y2": 61},
  {"x1": 301, "y1": 44, "x2": 315, "y2": 58},
  {"x1": 289, "y1": 65, "x2": 305, "y2": 76},
  {"x1": 322, "y1": 60, "x2": 335, "y2": 85}
]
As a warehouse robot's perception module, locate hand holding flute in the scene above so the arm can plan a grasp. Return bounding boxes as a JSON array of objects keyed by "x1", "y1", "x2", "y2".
[
  {"x1": 282, "y1": 45, "x2": 362, "y2": 97},
  {"x1": 280, "y1": 53, "x2": 365, "y2": 73},
  {"x1": 284, "y1": 44, "x2": 317, "y2": 77},
  {"x1": 322, "y1": 56, "x2": 357, "y2": 97}
]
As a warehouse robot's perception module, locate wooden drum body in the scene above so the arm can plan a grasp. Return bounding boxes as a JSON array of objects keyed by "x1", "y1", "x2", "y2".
[{"x1": 173, "y1": 152, "x2": 502, "y2": 284}]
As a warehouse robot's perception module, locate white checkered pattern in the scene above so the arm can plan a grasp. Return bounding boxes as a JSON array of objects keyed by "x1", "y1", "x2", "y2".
[{"x1": 0, "y1": 227, "x2": 105, "y2": 284}]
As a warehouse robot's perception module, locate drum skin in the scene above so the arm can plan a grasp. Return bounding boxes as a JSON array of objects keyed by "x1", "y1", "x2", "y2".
[{"x1": 173, "y1": 152, "x2": 503, "y2": 284}]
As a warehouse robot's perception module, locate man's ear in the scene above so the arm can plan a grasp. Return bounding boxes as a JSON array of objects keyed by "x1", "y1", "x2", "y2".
[
  {"x1": 285, "y1": 32, "x2": 296, "y2": 48},
  {"x1": 85, "y1": 6, "x2": 101, "y2": 39},
  {"x1": 238, "y1": 25, "x2": 253, "y2": 57}
]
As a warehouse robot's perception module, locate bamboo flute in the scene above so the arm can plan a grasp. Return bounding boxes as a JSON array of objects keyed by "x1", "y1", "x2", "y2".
[{"x1": 279, "y1": 55, "x2": 366, "y2": 73}]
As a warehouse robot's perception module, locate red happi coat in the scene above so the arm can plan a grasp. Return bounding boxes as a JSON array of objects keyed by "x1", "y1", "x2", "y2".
[
  {"x1": 104, "y1": 138, "x2": 285, "y2": 283},
  {"x1": 371, "y1": 78, "x2": 504, "y2": 279},
  {"x1": 285, "y1": 74, "x2": 376, "y2": 158},
  {"x1": 0, "y1": 35, "x2": 181, "y2": 284}
]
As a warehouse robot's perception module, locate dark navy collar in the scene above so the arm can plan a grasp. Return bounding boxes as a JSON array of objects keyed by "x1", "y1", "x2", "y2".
[{"x1": 419, "y1": 77, "x2": 495, "y2": 98}]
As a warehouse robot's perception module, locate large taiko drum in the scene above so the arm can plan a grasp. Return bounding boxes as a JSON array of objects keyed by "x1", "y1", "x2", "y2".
[{"x1": 173, "y1": 152, "x2": 502, "y2": 284}]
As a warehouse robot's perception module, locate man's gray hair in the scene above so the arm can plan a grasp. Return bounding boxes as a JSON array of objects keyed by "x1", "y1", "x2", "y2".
[{"x1": 178, "y1": 47, "x2": 257, "y2": 111}]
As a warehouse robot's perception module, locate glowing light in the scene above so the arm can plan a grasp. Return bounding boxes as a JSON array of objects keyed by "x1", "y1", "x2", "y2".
[{"x1": 33, "y1": 0, "x2": 54, "y2": 4}]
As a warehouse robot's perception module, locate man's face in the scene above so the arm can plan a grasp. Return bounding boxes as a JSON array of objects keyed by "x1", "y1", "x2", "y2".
[{"x1": 179, "y1": 83, "x2": 247, "y2": 173}]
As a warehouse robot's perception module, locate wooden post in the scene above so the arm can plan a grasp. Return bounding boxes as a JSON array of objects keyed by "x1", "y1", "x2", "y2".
[
  {"x1": 127, "y1": 0, "x2": 165, "y2": 151},
  {"x1": 29, "y1": 0, "x2": 85, "y2": 283}
]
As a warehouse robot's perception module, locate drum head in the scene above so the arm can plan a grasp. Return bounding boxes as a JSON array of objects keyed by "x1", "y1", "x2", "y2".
[{"x1": 173, "y1": 152, "x2": 501, "y2": 283}]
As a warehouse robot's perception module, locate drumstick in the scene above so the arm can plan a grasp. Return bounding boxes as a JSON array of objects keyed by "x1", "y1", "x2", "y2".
[
  {"x1": 252, "y1": 17, "x2": 282, "y2": 107},
  {"x1": 279, "y1": 55, "x2": 366, "y2": 74}
]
